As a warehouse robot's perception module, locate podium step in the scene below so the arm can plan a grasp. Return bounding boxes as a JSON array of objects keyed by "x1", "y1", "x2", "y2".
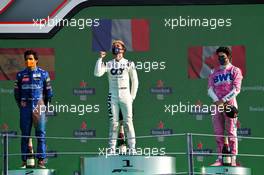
[
  {"x1": 81, "y1": 155, "x2": 176, "y2": 175},
  {"x1": 201, "y1": 166, "x2": 251, "y2": 175},
  {"x1": 7, "y1": 169, "x2": 56, "y2": 175}
]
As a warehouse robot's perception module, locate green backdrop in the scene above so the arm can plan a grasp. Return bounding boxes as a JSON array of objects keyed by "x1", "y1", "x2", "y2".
[{"x1": 1, "y1": 4, "x2": 264, "y2": 174}]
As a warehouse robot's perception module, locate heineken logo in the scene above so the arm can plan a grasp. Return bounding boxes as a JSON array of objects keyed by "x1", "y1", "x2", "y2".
[
  {"x1": 73, "y1": 80, "x2": 95, "y2": 101},
  {"x1": 193, "y1": 148, "x2": 213, "y2": 156},
  {"x1": 73, "y1": 88, "x2": 95, "y2": 95},
  {"x1": 151, "y1": 129, "x2": 173, "y2": 135},
  {"x1": 0, "y1": 123, "x2": 18, "y2": 138},
  {"x1": 151, "y1": 121, "x2": 173, "y2": 135},
  {"x1": 237, "y1": 128, "x2": 251, "y2": 136},
  {"x1": 150, "y1": 121, "x2": 173, "y2": 142},
  {"x1": 237, "y1": 120, "x2": 251, "y2": 138},
  {"x1": 73, "y1": 81, "x2": 96, "y2": 101},
  {"x1": 150, "y1": 87, "x2": 172, "y2": 94},
  {"x1": 150, "y1": 80, "x2": 173, "y2": 100},
  {"x1": 0, "y1": 131, "x2": 17, "y2": 137},
  {"x1": 73, "y1": 121, "x2": 96, "y2": 142},
  {"x1": 74, "y1": 129, "x2": 96, "y2": 138},
  {"x1": 193, "y1": 141, "x2": 213, "y2": 162}
]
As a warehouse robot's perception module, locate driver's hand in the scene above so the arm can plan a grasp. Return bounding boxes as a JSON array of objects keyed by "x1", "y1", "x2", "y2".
[
  {"x1": 21, "y1": 101, "x2": 26, "y2": 107},
  {"x1": 100, "y1": 51, "x2": 107, "y2": 59}
]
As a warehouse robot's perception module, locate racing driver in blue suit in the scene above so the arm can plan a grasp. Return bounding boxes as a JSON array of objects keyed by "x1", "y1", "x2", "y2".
[{"x1": 14, "y1": 50, "x2": 53, "y2": 168}]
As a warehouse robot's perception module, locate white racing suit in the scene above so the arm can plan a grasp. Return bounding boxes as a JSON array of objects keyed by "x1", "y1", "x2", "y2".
[{"x1": 94, "y1": 57, "x2": 138, "y2": 149}]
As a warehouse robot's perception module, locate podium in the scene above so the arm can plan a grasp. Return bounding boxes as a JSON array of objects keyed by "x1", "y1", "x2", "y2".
[
  {"x1": 81, "y1": 155, "x2": 176, "y2": 175},
  {"x1": 201, "y1": 166, "x2": 251, "y2": 175},
  {"x1": 7, "y1": 169, "x2": 56, "y2": 175}
]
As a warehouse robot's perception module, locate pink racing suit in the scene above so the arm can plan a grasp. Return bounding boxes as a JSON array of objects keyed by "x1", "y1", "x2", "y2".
[{"x1": 208, "y1": 63, "x2": 243, "y2": 156}]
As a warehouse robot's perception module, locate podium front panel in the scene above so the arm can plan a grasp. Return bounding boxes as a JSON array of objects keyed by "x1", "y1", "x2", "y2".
[
  {"x1": 81, "y1": 155, "x2": 176, "y2": 175},
  {"x1": 201, "y1": 166, "x2": 251, "y2": 175},
  {"x1": 7, "y1": 169, "x2": 56, "y2": 175}
]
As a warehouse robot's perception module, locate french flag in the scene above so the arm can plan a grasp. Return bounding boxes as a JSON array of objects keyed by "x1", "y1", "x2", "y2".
[{"x1": 92, "y1": 19, "x2": 150, "y2": 52}]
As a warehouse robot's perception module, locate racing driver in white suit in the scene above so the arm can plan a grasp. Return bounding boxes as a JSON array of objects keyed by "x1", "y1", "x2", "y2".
[{"x1": 94, "y1": 40, "x2": 139, "y2": 153}]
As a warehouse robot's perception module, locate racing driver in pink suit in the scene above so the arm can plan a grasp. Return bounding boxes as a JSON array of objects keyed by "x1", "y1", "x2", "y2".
[{"x1": 208, "y1": 47, "x2": 243, "y2": 166}]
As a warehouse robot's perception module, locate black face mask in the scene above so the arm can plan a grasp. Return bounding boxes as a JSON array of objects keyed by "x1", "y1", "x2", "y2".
[
  {"x1": 218, "y1": 55, "x2": 226, "y2": 65},
  {"x1": 112, "y1": 47, "x2": 120, "y2": 55}
]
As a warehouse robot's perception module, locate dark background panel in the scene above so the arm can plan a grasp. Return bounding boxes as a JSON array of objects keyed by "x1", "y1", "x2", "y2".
[{"x1": 0, "y1": 0, "x2": 65, "y2": 21}]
